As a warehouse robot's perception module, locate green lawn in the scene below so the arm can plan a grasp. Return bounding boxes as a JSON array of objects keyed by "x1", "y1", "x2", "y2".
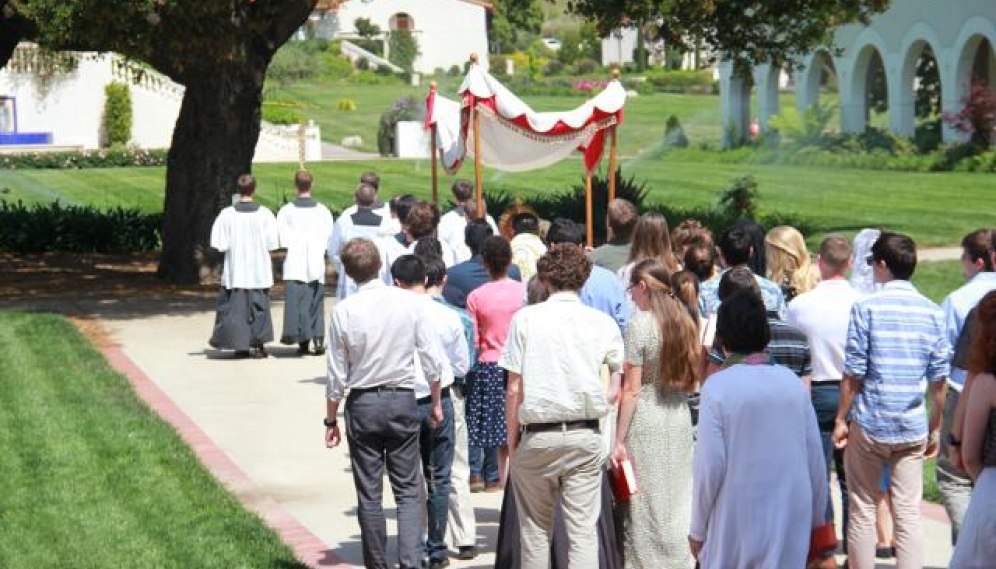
[
  {"x1": 0, "y1": 311, "x2": 308, "y2": 569},
  {"x1": 2, "y1": 151, "x2": 993, "y2": 247}
]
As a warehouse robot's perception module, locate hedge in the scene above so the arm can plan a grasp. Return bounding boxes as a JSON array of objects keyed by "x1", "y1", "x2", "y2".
[
  {"x1": 0, "y1": 148, "x2": 168, "y2": 169},
  {"x1": 102, "y1": 82, "x2": 133, "y2": 147},
  {"x1": 0, "y1": 200, "x2": 161, "y2": 253}
]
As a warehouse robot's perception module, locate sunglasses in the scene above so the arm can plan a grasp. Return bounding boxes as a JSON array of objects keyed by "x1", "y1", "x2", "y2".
[{"x1": 866, "y1": 255, "x2": 875, "y2": 266}]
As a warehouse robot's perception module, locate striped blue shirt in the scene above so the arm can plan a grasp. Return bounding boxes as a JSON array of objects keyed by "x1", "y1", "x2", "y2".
[{"x1": 843, "y1": 280, "x2": 950, "y2": 444}]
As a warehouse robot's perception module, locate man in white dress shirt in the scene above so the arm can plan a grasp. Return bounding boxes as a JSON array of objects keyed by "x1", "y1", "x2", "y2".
[
  {"x1": 392, "y1": 254, "x2": 471, "y2": 569},
  {"x1": 327, "y1": 183, "x2": 386, "y2": 300},
  {"x1": 500, "y1": 244, "x2": 624, "y2": 569},
  {"x1": 325, "y1": 238, "x2": 445, "y2": 569},
  {"x1": 785, "y1": 234, "x2": 860, "y2": 567},
  {"x1": 276, "y1": 170, "x2": 335, "y2": 355},
  {"x1": 208, "y1": 174, "x2": 279, "y2": 359},
  {"x1": 438, "y1": 179, "x2": 498, "y2": 264}
]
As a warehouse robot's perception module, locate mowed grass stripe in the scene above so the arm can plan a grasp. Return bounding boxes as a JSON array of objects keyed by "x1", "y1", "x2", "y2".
[
  {"x1": 1, "y1": 151, "x2": 993, "y2": 246},
  {"x1": 0, "y1": 311, "x2": 308, "y2": 569}
]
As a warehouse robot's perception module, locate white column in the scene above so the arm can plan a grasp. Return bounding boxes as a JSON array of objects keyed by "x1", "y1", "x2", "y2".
[{"x1": 754, "y1": 64, "x2": 780, "y2": 131}]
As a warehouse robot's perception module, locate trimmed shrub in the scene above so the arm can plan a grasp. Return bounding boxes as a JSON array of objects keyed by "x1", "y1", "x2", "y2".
[
  {"x1": 337, "y1": 98, "x2": 358, "y2": 111},
  {"x1": 262, "y1": 105, "x2": 304, "y2": 125},
  {"x1": 102, "y1": 82, "x2": 132, "y2": 147},
  {"x1": 0, "y1": 148, "x2": 167, "y2": 169},
  {"x1": 388, "y1": 29, "x2": 419, "y2": 72},
  {"x1": 0, "y1": 200, "x2": 161, "y2": 253},
  {"x1": 664, "y1": 115, "x2": 689, "y2": 148},
  {"x1": 644, "y1": 70, "x2": 714, "y2": 94}
]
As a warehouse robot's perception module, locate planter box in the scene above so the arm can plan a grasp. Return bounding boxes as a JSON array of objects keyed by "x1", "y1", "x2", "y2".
[{"x1": 395, "y1": 120, "x2": 430, "y2": 159}]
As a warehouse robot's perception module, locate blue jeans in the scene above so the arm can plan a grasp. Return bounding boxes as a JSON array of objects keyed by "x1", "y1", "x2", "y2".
[
  {"x1": 418, "y1": 394, "x2": 455, "y2": 563},
  {"x1": 468, "y1": 445, "x2": 499, "y2": 484},
  {"x1": 812, "y1": 383, "x2": 849, "y2": 540}
]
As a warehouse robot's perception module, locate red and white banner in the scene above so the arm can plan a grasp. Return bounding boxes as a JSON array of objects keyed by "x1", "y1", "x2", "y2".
[{"x1": 425, "y1": 65, "x2": 625, "y2": 174}]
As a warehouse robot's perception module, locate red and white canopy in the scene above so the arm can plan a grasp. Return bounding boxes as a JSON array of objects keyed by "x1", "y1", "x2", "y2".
[{"x1": 425, "y1": 64, "x2": 625, "y2": 174}]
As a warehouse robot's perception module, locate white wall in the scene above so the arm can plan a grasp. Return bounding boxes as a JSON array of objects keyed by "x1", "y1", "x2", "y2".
[
  {"x1": 602, "y1": 28, "x2": 638, "y2": 67},
  {"x1": 334, "y1": 0, "x2": 489, "y2": 74},
  {"x1": 0, "y1": 45, "x2": 321, "y2": 162}
]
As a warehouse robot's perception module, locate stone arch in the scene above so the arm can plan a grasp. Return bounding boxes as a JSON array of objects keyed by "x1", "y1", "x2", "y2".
[
  {"x1": 944, "y1": 17, "x2": 996, "y2": 142},
  {"x1": 892, "y1": 25, "x2": 944, "y2": 137},
  {"x1": 841, "y1": 34, "x2": 890, "y2": 133},
  {"x1": 718, "y1": 60, "x2": 757, "y2": 147},
  {"x1": 796, "y1": 50, "x2": 838, "y2": 113},
  {"x1": 753, "y1": 63, "x2": 782, "y2": 132}
]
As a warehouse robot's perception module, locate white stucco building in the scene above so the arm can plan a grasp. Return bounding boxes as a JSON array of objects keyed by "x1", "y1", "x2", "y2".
[
  {"x1": 318, "y1": 0, "x2": 491, "y2": 75},
  {"x1": 0, "y1": 44, "x2": 321, "y2": 162},
  {"x1": 718, "y1": 0, "x2": 995, "y2": 146}
]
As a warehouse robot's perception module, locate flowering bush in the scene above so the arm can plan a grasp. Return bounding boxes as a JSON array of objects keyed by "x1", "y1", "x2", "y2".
[
  {"x1": 572, "y1": 79, "x2": 608, "y2": 93},
  {"x1": 0, "y1": 148, "x2": 168, "y2": 169}
]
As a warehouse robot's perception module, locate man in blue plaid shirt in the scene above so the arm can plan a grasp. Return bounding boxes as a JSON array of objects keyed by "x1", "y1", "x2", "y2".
[{"x1": 833, "y1": 231, "x2": 949, "y2": 569}]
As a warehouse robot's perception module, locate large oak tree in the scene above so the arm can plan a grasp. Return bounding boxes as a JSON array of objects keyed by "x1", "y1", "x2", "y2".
[
  {"x1": 563, "y1": 0, "x2": 891, "y2": 67},
  {"x1": 0, "y1": 0, "x2": 315, "y2": 283}
]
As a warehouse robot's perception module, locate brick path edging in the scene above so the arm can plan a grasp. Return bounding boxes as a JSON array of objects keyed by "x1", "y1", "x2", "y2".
[{"x1": 99, "y1": 342, "x2": 355, "y2": 569}]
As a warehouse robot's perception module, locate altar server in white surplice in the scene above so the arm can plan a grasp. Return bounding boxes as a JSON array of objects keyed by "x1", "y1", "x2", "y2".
[
  {"x1": 209, "y1": 174, "x2": 280, "y2": 359},
  {"x1": 277, "y1": 170, "x2": 335, "y2": 356},
  {"x1": 327, "y1": 183, "x2": 387, "y2": 300}
]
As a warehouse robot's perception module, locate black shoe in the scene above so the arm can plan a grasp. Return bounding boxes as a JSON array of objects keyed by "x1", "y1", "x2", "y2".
[
  {"x1": 428, "y1": 559, "x2": 449, "y2": 569},
  {"x1": 312, "y1": 340, "x2": 326, "y2": 356},
  {"x1": 250, "y1": 346, "x2": 269, "y2": 359},
  {"x1": 875, "y1": 546, "x2": 895, "y2": 559},
  {"x1": 297, "y1": 342, "x2": 310, "y2": 356},
  {"x1": 455, "y1": 546, "x2": 477, "y2": 560}
]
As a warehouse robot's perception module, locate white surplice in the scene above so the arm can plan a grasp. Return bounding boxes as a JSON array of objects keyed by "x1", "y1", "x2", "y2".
[
  {"x1": 210, "y1": 203, "x2": 279, "y2": 289},
  {"x1": 276, "y1": 199, "x2": 334, "y2": 284},
  {"x1": 690, "y1": 363, "x2": 827, "y2": 569}
]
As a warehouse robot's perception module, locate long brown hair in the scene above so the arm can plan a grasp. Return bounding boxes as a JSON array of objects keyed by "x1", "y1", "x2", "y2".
[
  {"x1": 628, "y1": 212, "x2": 679, "y2": 272},
  {"x1": 629, "y1": 259, "x2": 702, "y2": 392},
  {"x1": 968, "y1": 290, "x2": 996, "y2": 375}
]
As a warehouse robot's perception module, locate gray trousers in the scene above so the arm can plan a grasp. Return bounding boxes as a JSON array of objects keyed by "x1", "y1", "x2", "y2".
[
  {"x1": 345, "y1": 389, "x2": 425, "y2": 569},
  {"x1": 511, "y1": 428, "x2": 604, "y2": 569},
  {"x1": 937, "y1": 388, "x2": 974, "y2": 544}
]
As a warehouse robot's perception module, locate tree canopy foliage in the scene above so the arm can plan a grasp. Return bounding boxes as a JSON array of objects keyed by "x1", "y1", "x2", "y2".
[
  {"x1": 562, "y1": 0, "x2": 892, "y2": 66},
  {"x1": 0, "y1": 0, "x2": 316, "y2": 283}
]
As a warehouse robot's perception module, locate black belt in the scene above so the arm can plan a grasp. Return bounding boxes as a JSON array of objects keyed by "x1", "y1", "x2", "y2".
[
  {"x1": 350, "y1": 386, "x2": 414, "y2": 395},
  {"x1": 416, "y1": 386, "x2": 451, "y2": 405},
  {"x1": 522, "y1": 419, "x2": 600, "y2": 433}
]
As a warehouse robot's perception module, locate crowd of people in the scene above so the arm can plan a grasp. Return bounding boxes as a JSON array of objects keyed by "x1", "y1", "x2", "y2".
[{"x1": 207, "y1": 169, "x2": 996, "y2": 569}]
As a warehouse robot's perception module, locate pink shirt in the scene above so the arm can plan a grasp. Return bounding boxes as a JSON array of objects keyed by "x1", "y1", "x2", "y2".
[{"x1": 466, "y1": 277, "x2": 526, "y2": 363}]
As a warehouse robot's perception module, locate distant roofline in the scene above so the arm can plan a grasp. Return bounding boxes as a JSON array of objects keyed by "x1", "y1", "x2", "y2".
[{"x1": 315, "y1": 0, "x2": 494, "y2": 13}]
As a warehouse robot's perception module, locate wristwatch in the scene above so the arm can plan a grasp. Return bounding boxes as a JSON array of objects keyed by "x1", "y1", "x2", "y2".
[
  {"x1": 947, "y1": 433, "x2": 961, "y2": 447},
  {"x1": 323, "y1": 417, "x2": 337, "y2": 428}
]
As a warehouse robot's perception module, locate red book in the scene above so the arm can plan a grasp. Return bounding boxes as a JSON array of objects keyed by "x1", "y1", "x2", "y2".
[
  {"x1": 611, "y1": 458, "x2": 638, "y2": 502},
  {"x1": 807, "y1": 524, "x2": 839, "y2": 563}
]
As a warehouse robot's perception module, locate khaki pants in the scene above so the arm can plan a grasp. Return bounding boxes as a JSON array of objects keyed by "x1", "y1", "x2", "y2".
[
  {"x1": 511, "y1": 428, "x2": 604, "y2": 569},
  {"x1": 844, "y1": 422, "x2": 926, "y2": 569},
  {"x1": 446, "y1": 386, "x2": 477, "y2": 548}
]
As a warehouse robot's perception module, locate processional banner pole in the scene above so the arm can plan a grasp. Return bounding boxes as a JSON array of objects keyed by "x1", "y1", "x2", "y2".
[
  {"x1": 585, "y1": 172, "x2": 594, "y2": 248},
  {"x1": 429, "y1": 81, "x2": 439, "y2": 205},
  {"x1": 470, "y1": 53, "x2": 484, "y2": 220}
]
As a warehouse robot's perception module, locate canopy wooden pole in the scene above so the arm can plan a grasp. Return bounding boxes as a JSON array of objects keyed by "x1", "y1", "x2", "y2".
[
  {"x1": 608, "y1": 68, "x2": 620, "y2": 202},
  {"x1": 429, "y1": 81, "x2": 439, "y2": 205},
  {"x1": 585, "y1": 172, "x2": 594, "y2": 248},
  {"x1": 430, "y1": 124, "x2": 439, "y2": 205},
  {"x1": 608, "y1": 126, "x2": 618, "y2": 202},
  {"x1": 471, "y1": 53, "x2": 483, "y2": 220}
]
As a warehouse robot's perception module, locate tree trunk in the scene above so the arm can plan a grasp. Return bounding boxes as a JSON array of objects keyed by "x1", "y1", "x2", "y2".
[{"x1": 156, "y1": 62, "x2": 266, "y2": 284}]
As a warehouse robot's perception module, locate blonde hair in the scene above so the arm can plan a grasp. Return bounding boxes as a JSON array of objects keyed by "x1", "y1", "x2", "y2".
[
  {"x1": 765, "y1": 226, "x2": 818, "y2": 298},
  {"x1": 629, "y1": 259, "x2": 701, "y2": 392}
]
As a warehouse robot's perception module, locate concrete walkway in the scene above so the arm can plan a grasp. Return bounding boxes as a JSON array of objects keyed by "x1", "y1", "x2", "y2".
[{"x1": 94, "y1": 300, "x2": 956, "y2": 569}]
